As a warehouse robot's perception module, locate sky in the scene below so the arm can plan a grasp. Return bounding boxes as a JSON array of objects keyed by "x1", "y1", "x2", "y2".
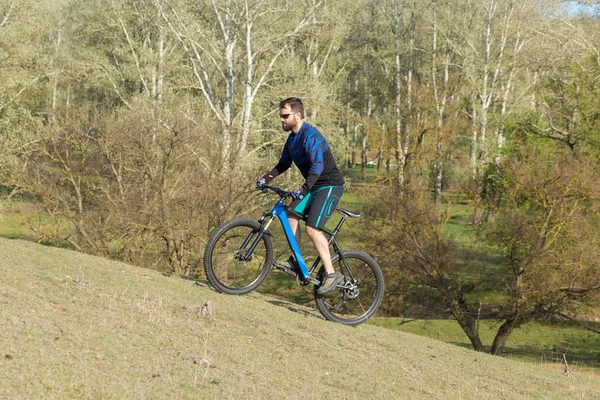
[{"x1": 559, "y1": 1, "x2": 598, "y2": 16}]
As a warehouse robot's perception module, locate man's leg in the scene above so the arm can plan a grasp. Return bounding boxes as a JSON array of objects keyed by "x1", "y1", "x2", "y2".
[
  {"x1": 307, "y1": 225, "x2": 344, "y2": 294},
  {"x1": 302, "y1": 186, "x2": 344, "y2": 293},
  {"x1": 303, "y1": 186, "x2": 343, "y2": 275},
  {"x1": 306, "y1": 226, "x2": 334, "y2": 274}
]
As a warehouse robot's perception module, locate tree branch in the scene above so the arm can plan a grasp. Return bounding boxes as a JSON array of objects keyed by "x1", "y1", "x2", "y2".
[
  {"x1": 0, "y1": 74, "x2": 43, "y2": 113},
  {"x1": 557, "y1": 313, "x2": 600, "y2": 334},
  {"x1": 111, "y1": 0, "x2": 148, "y2": 96}
]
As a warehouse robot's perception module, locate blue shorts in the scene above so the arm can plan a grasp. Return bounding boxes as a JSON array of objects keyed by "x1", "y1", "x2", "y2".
[{"x1": 287, "y1": 185, "x2": 344, "y2": 229}]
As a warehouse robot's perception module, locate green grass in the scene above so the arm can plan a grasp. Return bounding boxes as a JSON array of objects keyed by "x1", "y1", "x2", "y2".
[
  {"x1": 0, "y1": 201, "x2": 36, "y2": 240},
  {"x1": 369, "y1": 318, "x2": 600, "y2": 372},
  {"x1": 344, "y1": 165, "x2": 393, "y2": 184},
  {"x1": 0, "y1": 200, "x2": 78, "y2": 250},
  {"x1": 0, "y1": 214, "x2": 30, "y2": 239},
  {"x1": 1, "y1": 237, "x2": 599, "y2": 399},
  {"x1": 0, "y1": 199, "x2": 74, "y2": 242},
  {"x1": 4, "y1": 189, "x2": 600, "y2": 396}
]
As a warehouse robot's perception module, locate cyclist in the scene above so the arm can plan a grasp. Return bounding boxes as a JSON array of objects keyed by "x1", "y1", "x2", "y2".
[{"x1": 257, "y1": 97, "x2": 345, "y2": 294}]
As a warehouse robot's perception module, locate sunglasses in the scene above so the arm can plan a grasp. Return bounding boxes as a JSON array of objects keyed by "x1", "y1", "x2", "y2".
[{"x1": 279, "y1": 113, "x2": 294, "y2": 119}]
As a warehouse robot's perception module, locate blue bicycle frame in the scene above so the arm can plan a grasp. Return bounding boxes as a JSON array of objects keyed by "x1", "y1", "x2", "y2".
[
  {"x1": 247, "y1": 185, "x2": 352, "y2": 286},
  {"x1": 269, "y1": 198, "x2": 311, "y2": 279}
]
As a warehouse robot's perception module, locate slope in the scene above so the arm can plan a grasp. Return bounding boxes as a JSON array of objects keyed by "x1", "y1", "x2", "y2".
[{"x1": 0, "y1": 238, "x2": 598, "y2": 399}]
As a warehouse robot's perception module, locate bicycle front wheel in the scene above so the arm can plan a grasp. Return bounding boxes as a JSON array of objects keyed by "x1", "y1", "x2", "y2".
[
  {"x1": 314, "y1": 250, "x2": 384, "y2": 326},
  {"x1": 203, "y1": 218, "x2": 273, "y2": 295}
]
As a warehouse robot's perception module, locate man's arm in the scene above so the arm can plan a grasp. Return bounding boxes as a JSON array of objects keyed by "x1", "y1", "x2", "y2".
[
  {"x1": 300, "y1": 132, "x2": 326, "y2": 192},
  {"x1": 263, "y1": 145, "x2": 292, "y2": 183}
]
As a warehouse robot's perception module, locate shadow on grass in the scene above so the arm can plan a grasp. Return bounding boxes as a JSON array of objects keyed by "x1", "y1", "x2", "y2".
[
  {"x1": 447, "y1": 341, "x2": 600, "y2": 371},
  {"x1": 266, "y1": 299, "x2": 323, "y2": 320},
  {"x1": 1, "y1": 233, "x2": 77, "y2": 250},
  {"x1": 171, "y1": 275, "x2": 215, "y2": 291},
  {"x1": 170, "y1": 273, "x2": 323, "y2": 319},
  {"x1": 255, "y1": 272, "x2": 315, "y2": 305},
  {"x1": 500, "y1": 346, "x2": 600, "y2": 369}
]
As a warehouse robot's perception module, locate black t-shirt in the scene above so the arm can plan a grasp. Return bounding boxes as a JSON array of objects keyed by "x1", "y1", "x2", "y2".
[{"x1": 266, "y1": 122, "x2": 344, "y2": 192}]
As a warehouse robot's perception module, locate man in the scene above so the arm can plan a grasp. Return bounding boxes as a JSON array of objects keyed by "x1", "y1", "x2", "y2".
[{"x1": 257, "y1": 97, "x2": 345, "y2": 294}]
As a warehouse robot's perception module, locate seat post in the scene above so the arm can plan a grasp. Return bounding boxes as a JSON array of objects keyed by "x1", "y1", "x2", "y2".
[{"x1": 331, "y1": 215, "x2": 347, "y2": 239}]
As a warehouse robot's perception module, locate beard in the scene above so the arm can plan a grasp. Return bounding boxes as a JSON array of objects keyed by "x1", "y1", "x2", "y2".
[{"x1": 281, "y1": 122, "x2": 293, "y2": 132}]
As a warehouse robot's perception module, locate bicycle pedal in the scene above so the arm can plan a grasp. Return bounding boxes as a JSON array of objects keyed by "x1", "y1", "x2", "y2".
[{"x1": 272, "y1": 260, "x2": 298, "y2": 277}]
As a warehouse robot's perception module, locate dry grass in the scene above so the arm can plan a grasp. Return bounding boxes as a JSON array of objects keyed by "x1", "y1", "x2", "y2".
[{"x1": 0, "y1": 237, "x2": 598, "y2": 399}]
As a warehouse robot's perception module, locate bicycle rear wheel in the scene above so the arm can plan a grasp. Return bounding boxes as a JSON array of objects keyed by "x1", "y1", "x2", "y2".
[
  {"x1": 314, "y1": 250, "x2": 384, "y2": 326},
  {"x1": 203, "y1": 218, "x2": 273, "y2": 295}
]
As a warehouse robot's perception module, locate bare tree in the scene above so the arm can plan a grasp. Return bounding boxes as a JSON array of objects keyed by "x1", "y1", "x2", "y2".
[
  {"x1": 155, "y1": 0, "x2": 319, "y2": 168},
  {"x1": 390, "y1": 0, "x2": 416, "y2": 190},
  {"x1": 358, "y1": 185, "x2": 486, "y2": 351},
  {"x1": 360, "y1": 150, "x2": 600, "y2": 355},
  {"x1": 111, "y1": 0, "x2": 171, "y2": 111},
  {"x1": 430, "y1": 0, "x2": 453, "y2": 214},
  {"x1": 450, "y1": 0, "x2": 535, "y2": 223},
  {"x1": 0, "y1": 0, "x2": 45, "y2": 114},
  {"x1": 483, "y1": 153, "x2": 600, "y2": 354}
]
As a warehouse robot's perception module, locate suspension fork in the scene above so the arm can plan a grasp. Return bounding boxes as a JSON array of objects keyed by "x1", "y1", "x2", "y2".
[{"x1": 236, "y1": 212, "x2": 275, "y2": 261}]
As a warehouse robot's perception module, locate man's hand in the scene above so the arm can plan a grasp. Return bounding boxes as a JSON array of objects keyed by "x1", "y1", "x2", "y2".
[
  {"x1": 292, "y1": 188, "x2": 306, "y2": 200},
  {"x1": 256, "y1": 177, "x2": 266, "y2": 188}
]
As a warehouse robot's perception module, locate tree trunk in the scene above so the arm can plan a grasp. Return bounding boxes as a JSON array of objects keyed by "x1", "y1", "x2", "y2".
[
  {"x1": 377, "y1": 122, "x2": 385, "y2": 174},
  {"x1": 473, "y1": 202, "x2": 484, "y2": 225},
  {"x1": 431, "y1": 0, "x2": 450, "y2": 218},
  {"x1": 491, "y1": 318, "x2": 519, "y2": 355},
  {"x1": 450, "y1": 296, "x2": 484, "y2": 352},
  {"x1": 392, "y1": 0, "x2": 406, "y2": 191},
  {"x1": 361, "y1": 128, "x2": 367, "y2": 181},
  {"x1": 351, "y1": 124, "x2": 358, "y2": 168},
  {"x1": 485, "y1": 207, "x2": 496, "y2": 223}
]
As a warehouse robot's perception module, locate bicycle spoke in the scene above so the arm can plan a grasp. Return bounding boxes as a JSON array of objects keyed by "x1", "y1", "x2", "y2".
[
  {"x1": 314, "y1": 250, "x2": 384, "y2": 326},
  {"x1": 204, "y1": 218, "x2": 273, "y2": 295},
  {"x1": 332, "y1": 297, "x2": 345, "y2": 313}
]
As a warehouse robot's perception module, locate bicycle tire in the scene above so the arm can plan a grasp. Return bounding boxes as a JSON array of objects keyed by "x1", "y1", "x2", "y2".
[
  {"x1": 203, "y1": 218, "x2": 273, "y2": 295},
  {"x1": 314, "y1": 250, "x2": 384, "y2": 326}
]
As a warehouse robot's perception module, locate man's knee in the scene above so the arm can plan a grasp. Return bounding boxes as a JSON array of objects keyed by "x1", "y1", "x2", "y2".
[{"x1": 305, "y1": 224, "x2": 321, "y2": 237}]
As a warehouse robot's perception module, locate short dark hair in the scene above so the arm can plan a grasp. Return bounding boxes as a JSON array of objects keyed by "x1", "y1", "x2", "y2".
[{"x1": 279, "y1": 97, "x2": 304, "y2": 118}]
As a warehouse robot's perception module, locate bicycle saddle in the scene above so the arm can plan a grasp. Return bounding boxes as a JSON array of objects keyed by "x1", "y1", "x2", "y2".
[{"x1": 337, "y1": 208, "x2": 362, "y2": 218}]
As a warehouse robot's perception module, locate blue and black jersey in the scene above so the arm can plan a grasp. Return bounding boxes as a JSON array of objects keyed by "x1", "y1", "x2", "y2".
[{"x1": 265, "y1": 122, "x2": 344, "y2": 192}]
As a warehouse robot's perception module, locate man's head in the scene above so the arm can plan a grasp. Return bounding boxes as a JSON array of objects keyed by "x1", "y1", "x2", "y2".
[{"x1": 279, "y1": 97, "x2": 305, "y2": 133}]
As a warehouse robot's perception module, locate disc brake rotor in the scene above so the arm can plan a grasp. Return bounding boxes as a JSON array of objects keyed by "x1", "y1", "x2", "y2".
[{"x1": 341, "y1": 278, "x2": 360, "y2": 299}]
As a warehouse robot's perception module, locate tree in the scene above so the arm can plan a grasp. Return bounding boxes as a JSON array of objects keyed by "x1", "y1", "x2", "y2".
[
  {"x1": 155, "y1": 0, "x2": 320, "y2": 168},
  {"x1": 358, "y1": 184, "x2": 485, "y2": 351},
  {"x1": 13, "y1": 101, "x2": 249, "y2": 274},
  {"x1": 362, "y1": 140, "x2": 600, "y2": 355},
  {"x1": 522, "y1": 53, "x2": 600, "y2": 163},
  {"x1": 481, "y1": 150, "x2": 600, "y2": 354},
  {"x1": 0, "y1": 0, "x2": 44, "y2": 114},
  {"x1": 342, "y1": 0, "x2": 430, "y2": 190},
  {"x1": 430, "y1": 0, "x2": 462, "y2": 215},
  {"x1": 451, "y1": 0, "x2": 535, "y2": 224},
  {"x1": 360, "y1": 145, "x2": 600, "y2": 355},
  {"x1": 0, "y1": 0, "x2": 53, "y2": 190}
]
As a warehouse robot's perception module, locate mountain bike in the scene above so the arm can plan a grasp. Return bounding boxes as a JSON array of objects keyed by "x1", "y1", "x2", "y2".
[{"x1": 203, "y1": 184, "x2": 384, "y2": 326}]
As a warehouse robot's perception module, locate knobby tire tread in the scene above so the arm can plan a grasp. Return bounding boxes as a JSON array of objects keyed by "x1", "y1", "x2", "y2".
[
  {"x1": 314, "y1": 250, "x2": 384, "y2": 326},
  {"x1": 203, "y1": 218, "x2": 273, "y2": 295}
]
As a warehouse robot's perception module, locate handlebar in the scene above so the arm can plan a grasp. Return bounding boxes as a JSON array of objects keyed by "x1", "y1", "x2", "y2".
[{"x1": 256, "y1": 184, "x2": 295, "y2": 199}]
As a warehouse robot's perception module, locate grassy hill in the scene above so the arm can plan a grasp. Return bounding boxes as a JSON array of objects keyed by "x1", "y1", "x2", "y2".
[{"x1": 1, "y1": 238, "x2": 598, "y2": 399}]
